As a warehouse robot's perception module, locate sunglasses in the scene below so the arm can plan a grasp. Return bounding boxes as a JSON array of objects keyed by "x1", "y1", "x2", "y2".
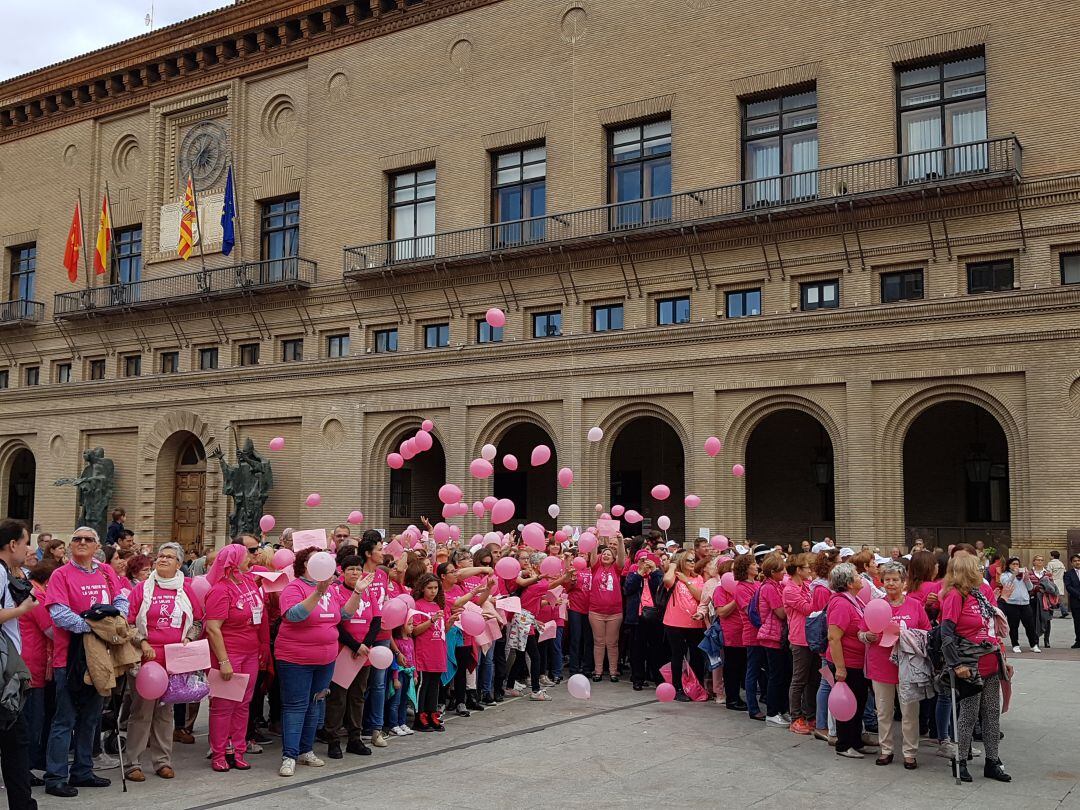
[
  {"x1": 71, "y1": 536, "x2": 96, "y2": 544},
  {"x1": 247, "y1": 546, "x2": 260, "y2": 554}
]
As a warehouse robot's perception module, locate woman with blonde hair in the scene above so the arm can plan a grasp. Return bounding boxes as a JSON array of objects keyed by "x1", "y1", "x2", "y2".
[{"x1": 662, "y1": 549, "x2": 706, "y2": 701}]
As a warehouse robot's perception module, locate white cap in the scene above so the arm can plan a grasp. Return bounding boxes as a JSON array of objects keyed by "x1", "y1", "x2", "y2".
[
  {"x1": 839, "y1": 547, "x2": 856, "y2": 559},
  {"x1": 811, "y1": 541, "x2": 831, "y2": 554},
  {"x1": 874, "y1": 554, "x2": 891, "y2": 565},
  {"x1": 734, "y1": 544, "x2": 750, "y2": 555},
  {"x1": 469, "y1": 544, "x2": 484, "y2": 554}
]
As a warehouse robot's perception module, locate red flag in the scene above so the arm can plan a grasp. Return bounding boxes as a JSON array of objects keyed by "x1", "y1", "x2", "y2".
[{"x1": 63, "y1": 201, "x2": 83, "y2": 283}]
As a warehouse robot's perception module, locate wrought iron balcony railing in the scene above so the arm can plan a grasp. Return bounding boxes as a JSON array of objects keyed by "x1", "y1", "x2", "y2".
[
  {"x1": 54, "y1": 257, "x2": 316, "y2": 318},
  {"x1": 0, "y1": 298, "x2": 45, "y2": 326},
  {"x1": 344, "y1": 136, "x2": 1021, "y2": 274}
]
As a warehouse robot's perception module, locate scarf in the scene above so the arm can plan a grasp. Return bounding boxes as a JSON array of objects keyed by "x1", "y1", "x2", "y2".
[
  {"x1": 135, "y1": 570, "x2": 194, "y2": 642},
  {"x1": 969, "y1": 586, "x2": 996, "y2": 622}
]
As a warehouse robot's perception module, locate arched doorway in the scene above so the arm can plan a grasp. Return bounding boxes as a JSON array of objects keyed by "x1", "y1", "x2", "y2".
[
  {"x1": 746, "y1": 409, "x2": 834, "y2": 548},
  {"x1": 493, "y1": 423, "x2": 557, "y2": 529},
  {"x1": 390, "y1": 430, "x2": 446, "y2": 535},
  {"x1": 5, "y1": 448, "x2": 35, "y2": 524},
  {"x1": 903, "y1": 401, "x2": 1010, "y2": 550},
  {"x1": 609, "y1": 416, "x2": 685, "y2": 542},
  {"x1": 173, "y1": 436, "x2": 206, "y2": 551}
]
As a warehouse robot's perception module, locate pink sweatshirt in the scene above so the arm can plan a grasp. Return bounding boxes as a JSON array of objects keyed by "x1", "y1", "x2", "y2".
[{"x1": 782, "y1": 580, "x2": 813, "y2": 647}]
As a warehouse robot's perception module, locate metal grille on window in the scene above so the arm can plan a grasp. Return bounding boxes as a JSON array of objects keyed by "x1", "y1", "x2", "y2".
[
  {"x1": 493, "y1": 145, "x2": 546, "y2": 247},
  {"x1": 609, "y1": 120, "x2": 672, "y2": 229},
  {"x1": 390, "y1": 167, "x2": 436, "y2": 262}
]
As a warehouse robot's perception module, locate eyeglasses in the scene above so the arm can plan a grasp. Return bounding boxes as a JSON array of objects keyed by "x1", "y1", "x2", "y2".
[
  {"x1": 246, "y1": 546, "x2": 260, "y2": 554},
  {"x1": 157, "y1": 554, "x2": 179, "y2": 562},
  {"x1": 71, "y1": 536, "x2": 96, "y2": 544}
]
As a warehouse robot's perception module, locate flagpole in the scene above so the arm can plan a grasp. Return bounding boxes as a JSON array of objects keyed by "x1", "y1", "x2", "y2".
[
  {"x1": 104, "y1": 180, "x2": 117, "y2": 284},
  {"x1": 77, "y1": 188, "x2": 90, "y2": 290},
  {"x1": 231, "y1": 163, "x2": 244, "y2": 260}
]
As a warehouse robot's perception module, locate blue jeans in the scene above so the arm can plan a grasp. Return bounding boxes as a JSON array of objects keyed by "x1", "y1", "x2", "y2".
[
  {"x1": 547, "y1": 627, "x2": 564, "y2": 679},
  {"x1": 567, "y1": 611, "x2": 592, "y2": 675},
  {"x1": 745, "y1": 645, "x2": 764, "y2": 716},
  {"x1": 361, "y1": 640, "x2": 391, "y2": 734},
  {"x1": 276, "y1": 660, "x2": 334, "y2": 760},
  {"x1": 45, "y1": 667, "x2": 103, "y2": 788},
  {"x1": 479, "y1": 645, "x2": 494, "y2": 695},
  {"x1": 23, "y1": 683, "x2": 54, "y2": 772},
  {"x1": 816, "y1": 677, "x2": 832, "y2": 730},
  {"x1": 385, "y1": 670, "x2": 412, "y2": 728},
  {"x1": 864, "y1": 689, "x2": 878, "y2": 731}
]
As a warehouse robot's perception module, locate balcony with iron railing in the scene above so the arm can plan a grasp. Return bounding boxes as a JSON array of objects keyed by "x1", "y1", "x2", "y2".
[
  {"x1": 0, "y1": 298, "x2": 45, "y2": 327},
  {"x1": 344, "y1": 137, "x2": 1021, "y2": 275},
  {"x1": 54, "y1": 256, "x2": 317, "y2": 319}
]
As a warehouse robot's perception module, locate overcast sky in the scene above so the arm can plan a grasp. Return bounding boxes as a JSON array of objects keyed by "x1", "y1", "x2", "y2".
[{"x1": 1, "y1": 1, "x2": 229, "y2": 82}]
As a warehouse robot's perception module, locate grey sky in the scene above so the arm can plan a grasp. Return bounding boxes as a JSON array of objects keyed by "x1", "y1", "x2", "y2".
[{"x1": 0, "y1": 1, "x2": 229, "y2": 82}]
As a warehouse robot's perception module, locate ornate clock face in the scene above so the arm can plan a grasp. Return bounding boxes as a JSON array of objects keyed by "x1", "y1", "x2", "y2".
[{"x1": 178, "y1": 121, "x2": 228, "y2": 192}]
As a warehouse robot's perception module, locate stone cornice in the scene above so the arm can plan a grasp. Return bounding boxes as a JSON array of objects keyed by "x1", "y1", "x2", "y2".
[{"x1": 0, "y1": 0, "x2": 502, "y2": 143}]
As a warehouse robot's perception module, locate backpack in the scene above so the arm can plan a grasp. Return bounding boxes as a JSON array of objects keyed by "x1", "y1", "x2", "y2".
[
  {"x1": 748, "y1": 587, "x2": 764, "y2": 629},
  {"x1": 805, "y1": 608, "x2": 828, "y2": 654}
]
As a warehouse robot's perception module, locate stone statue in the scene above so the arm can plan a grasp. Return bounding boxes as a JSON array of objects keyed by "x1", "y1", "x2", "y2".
[
  {"x1": 53, "y1": 446, "x2": 116, "y2": 537},
  {"x1": 209, "y1": 438, "x2": 273, "y2": 537}
]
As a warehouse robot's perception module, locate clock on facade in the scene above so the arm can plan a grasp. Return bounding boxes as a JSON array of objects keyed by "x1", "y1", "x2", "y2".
[{"x1": 178, "y1": 120, "x2": 229, "y2": 192}]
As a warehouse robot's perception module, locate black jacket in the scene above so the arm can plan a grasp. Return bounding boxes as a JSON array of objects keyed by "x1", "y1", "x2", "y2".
[
  {"x1": 622, "y1": 570, "x2": 663, "y2": 626},
  {"x1": 1065, "y1": 568, "x2": 1080, "y2": 608}
]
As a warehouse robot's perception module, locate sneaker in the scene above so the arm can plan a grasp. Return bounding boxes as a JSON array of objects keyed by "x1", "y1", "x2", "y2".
[
  {"x1": 1011, "y1": 645, "x2": 1021, "y2": 653},
  {"x1": 456, "y1": 703, "x2": 471, "y2": 717},
  {"x1": 401, "y1": 725, "x2": 415, "y2": 735},
  {"x1": 1032, "y1": 645, "x2": 1042, "y2": 653},
  {"x1": 370, "y1": 730, "x2": 389, "y2": 748},
  {"x1": 862, "y1": 732, "x2": 880, "y2": 746},
  {"x1": 781, "y1": 713, "x2": 792, "y2": 724},
  {"x1": 836, "y1": 748, "x2": 865, "y2": 759},
  {"x1": 790, "y1": 718, "x2": 812, "y2": 735},
  {"x1": 936, "y1": 741, "x2": 957, "y2": 759},
  {"x1": 279, "y1": 757, "x2": 295, "y2": 777},
  {"x1": 391, "y1": 726, "x2": 409, "y2": 737},
  {"x1": 93, "y1": 753, "x2": 120, "y2": 771},
  {"x1": 529, "y1": 690, "x2": 552, "y2": 701},
  {"x1": 251, "y1": 728, "x2": 273, "y2": 744},
  {"x1": 505, "y1": 687, "x2": 525, "y2": 697},
  {"x1": 538, "y1": 675, "x2": 555, "y2": 687},
  {"x1": 246, "y1": 741, "x2": 264, "y2": 754},
  {"x1": 297, "y1": 751, "x2": 325, "y2": 767},
  {"x1": 514, "y1": 681, "x2": 528, "y2": 692},
  {"x1": 766, "y1": 714, "x2": 790, "y2": 727}
]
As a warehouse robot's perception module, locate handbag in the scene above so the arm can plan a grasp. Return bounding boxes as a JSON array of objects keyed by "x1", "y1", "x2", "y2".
[{"x1": 160, "y1": 671, "x2": 210, "y2": 705}]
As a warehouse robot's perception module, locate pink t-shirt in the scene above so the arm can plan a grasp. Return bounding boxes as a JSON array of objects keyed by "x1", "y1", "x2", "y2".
[
  {"x1": 45, "y1": 562, "x2": 120, "y2": 669},
  {"x1": 664, "y1": 576, "x2": 705, "y2": 629},
  {"x1": 810, "y1": 581, "x2": 831, "y2": 612},
  {"x1": 334, "y1": 582, "x2": 375, "y2": 646},
  {"x1": 940, "y1": 589, "x2": 1000, "y2": 677},
  {"x1": 276, "y1": 579, "x2": 346, "y2": 666},
  {"x1": 127, "y1": 581, "x2": 203, "y2": 662},
  {"x1": 862, "y1": 596, "x2": 930, "y2": 683},
  {"x1": 411, "y1": 599, "x2": 447, "y2": 673},
  {"x1": 204, "y1": 575, "x2": 266, "y2": 661},
  {"x1": 568, "y1": 569, "x2": 592, "y2": 614},
  {"x1": 735, "y1": 581, "x2": 760, "y2": 646},
  {"x1": 908, "y1": 580, "x2": 941, "y2": 613},
  {"x1": 825, "y1": 592, "x2": 865, "y2": 670},
  {"x1": 757, "y1": 578, "x2": 785, "y2": 649},
  {"x1": 783, "y1": 580, "x2": 812, "y2": 647},
  {"x1": 520, "y1": 579, "x2": 552, "y2": 619},
  {"x1": 713, "y1": 587, "x2": 744, "y2": 648},
  {"x1": 19, "y1": 583, "x2": 52, "y2": 688},
  {"x1": 367, "y1": 568, "x2": 393, "y2": 641},
  {"x1": 589, "y1": 564, "x2": 622, "y2": 615}
]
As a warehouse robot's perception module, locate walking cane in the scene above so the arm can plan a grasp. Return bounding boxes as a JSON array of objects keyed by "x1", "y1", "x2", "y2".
[
  {"x1": 116, "y1": 673, "x2": 129, "y2": 793},
  {"x1": 948, "y1": 669, "x2": 961, "y2": 785}
]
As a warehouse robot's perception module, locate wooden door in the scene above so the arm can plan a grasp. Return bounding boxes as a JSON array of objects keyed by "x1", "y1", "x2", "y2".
[{"x1": 173, "y1": 471, "x2": 205, "y2": 550}]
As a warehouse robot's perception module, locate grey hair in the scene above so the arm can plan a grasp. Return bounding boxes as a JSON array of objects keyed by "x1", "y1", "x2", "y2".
[
  {"x1": 878, "y1": 561, "x2": 907, "y2": 581},
  {"x1": 73, "y1": 526, "x2": 99, "y2": 542},
  {"x1": 529, "y1": 552, "x2": 546, "y2": 566},
  {"x1": 829, "y1": 562, "x2": 859, "y2": 593},
  {"x1": 451, "y1": 549, "x2": 472, "y2": 565},
  {"x1": 158, "y1": 542, "x2": 183, "y2": 560}
]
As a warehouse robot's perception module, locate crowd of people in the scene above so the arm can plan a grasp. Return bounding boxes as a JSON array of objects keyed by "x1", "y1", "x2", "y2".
[{"x1": 1, "y1": 512, "x2": 1077, "y2": 808}]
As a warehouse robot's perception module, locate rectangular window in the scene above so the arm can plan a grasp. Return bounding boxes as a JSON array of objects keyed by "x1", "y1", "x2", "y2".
[
  {"x1": 726, "y1": 288, "x2": 762, "y2": 318},
  {"x1": 881, "y1": 269, "x2": 925, "y2": 302},
  {"x1": 0, "y1": 370, "x2": 7, "y2": 389},
  {"x1": 424, "y1": 323, "x2": 449, "y2": 349},
  {"x1": 898, "y1": 53, "x2": 987, "y2": 181},
  {"x1": 123, "y1": 355, "x2": 141, "y2": 377},
  {"x1": 608, "y1": 119, "x2": 672, "y2": 229},
  {"x1": 281, "y1": 338, "x2": 304, "y2": 362},
  {"x1": 532, "y1": 310, "x2": 562, "y2": 338},
  {"x1": 657, "y1": 295, "x2": 691, "y2": 325},
  {"x1": 389, "y1": 166, "x2": 436, "y2": 261},
  {"x1": 967, "y1": 259, "x2": 1014, "y2": 294},
  {"x1": 374, "y1": 328, "x2": 398, "y2": 354},
  {"x1": 112, "y1": 226, "x2": 142, "y2": 285},
  {"x1": 800, "y1": 280, "x2": 839, "y2": 312},
  {"x1": 1060, "y1": 252, "x2": 1080, "y2": 285},
  {"x1": 159, "y1": 351, "x2": 179, "y2": 374},
  {"x1": 89, "y1": 359, "x2": 106, "y2": 380},
  {"x1": 592, "y1": 303, "x2": 624, "y2": 332},
  {"x1": 8, "y1": 243, "x2": 36, "y2": 302},
  {"x1": 55, "y1": 363, "x2": 71, "y2": 384},
  {"x1": 238, "y1": 343, "x2": 260, "y2": 366},
  {"x1": 199, "y1": 348, "x2": 218, "y2": 370},
  {"x1": 260, "y1": 196, "x2": 300, "y2": 282},
  {"x1": 24, "y1": 366, "x2": 39, "y2": 386},
  {"x1": 327, "y1": 334, "x2": 350, "y2": 358},
  {"x1": 492, "y1": 145, "x2": 546, "y2": 246},
  {"x1": 742, "y1": 88, "x2": 818, "y2": 207},
  {"x1": 477, "y1": 320, "x2": 503, "y2": 344}
]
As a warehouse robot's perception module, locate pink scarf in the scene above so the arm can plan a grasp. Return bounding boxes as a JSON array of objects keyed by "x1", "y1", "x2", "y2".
[{"x1": 206, "y1": 544, "x2": 247, "y2": 586}]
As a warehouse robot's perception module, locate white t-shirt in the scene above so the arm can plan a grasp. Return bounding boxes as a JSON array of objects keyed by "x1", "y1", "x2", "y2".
[{"x1": 0, "y1": 564, "x2": 23, "y2": 653}]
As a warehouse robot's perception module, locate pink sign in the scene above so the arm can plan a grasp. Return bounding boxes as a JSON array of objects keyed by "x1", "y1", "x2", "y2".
[
  {"x1": 252, "y1": 570, "x2": 287, "y2": 593},
  {"x1": 164, "y1": 638, "x2": 211, "y2": 674},
  {"x1": 208, "y1": 669, "x2": 250, "y2": 701},
  {"x1": 331, "y1": 645, "x2": 367, "y2": 689},
  {"x1": 292, "y1": 528, "x2": 328, "y2": 552},
  {"x1": 595, "y1": 518, "x2": 621, "y2": 538}
]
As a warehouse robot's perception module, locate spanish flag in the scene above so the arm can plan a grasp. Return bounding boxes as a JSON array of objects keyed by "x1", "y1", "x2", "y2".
[
  {"x1": 63, "y1": 200, "x2": 83, "y2": 283},
  {"x1": 178, "y1": 175, "x2": 199, "y2": 260},
  {"x1": 92, "y1": 191, "x2": 111, "y2": 276}
]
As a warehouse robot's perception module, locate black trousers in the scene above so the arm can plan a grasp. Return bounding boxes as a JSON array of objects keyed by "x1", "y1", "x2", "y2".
[
  {"x1": 506, "y1": 635, "x2": 542, "y2": 692},
  {"x1": 828, "y1": 663, "x2": 869, "y2": 753},
  {"x1": 452, "y1": 646, "x2": 471, "y2": 706},
  {"x1": 666, "y1": 626, "x2": 706, "y2": 692},
  {"x1": 1, "y1": 710, "x2": 37, "y2": 810},
  {"x1": 628, "y1": 619, "x2": 663, "y2": 684},
  {"x1": 722, "y1": 646, "x2": 746, "y2": 704},
  {"x1": 1001, "y1": 601, "x2": 1037, "y2": 647},
  {"x1": 1073, "y1": 604, "x2": 1080, "y2": 645},
  {"x1": 492, "y1": 634, "x2": 508, "y2": 697},
  {"x1": 764, "y1": 646, "x2": 791, "y2": 716},
  {"x1": 417, "y1": 671, "x2": 441, "y2": 714}
]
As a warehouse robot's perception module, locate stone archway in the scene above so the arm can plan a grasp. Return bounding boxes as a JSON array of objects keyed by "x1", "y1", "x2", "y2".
[
  {"x1": 142, "y1": 410, "x2": 218, "y2": 548},
  {"x1": 1, "y1": 443, "x2": 35, "y2": 525},
  {"x1": 154, "y1": 432, "x2": 207, "y2": 552},
  {"x1": 367, "y1": 416, "x2": 448, "y2": 536}
]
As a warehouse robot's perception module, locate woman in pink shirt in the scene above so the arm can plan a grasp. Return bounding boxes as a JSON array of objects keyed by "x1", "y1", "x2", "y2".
[
  {"x1": 905, "y1": 551, "x2": 940, "y2": 618},
  {"x1": 733, "y1": 554, "x2": 764, "y2": 719},
  {"x1": 783, "y1": 553, "x2": 815, "y2": 734},
  {"x1": 588, "y1": 536, "x2": 626, "y2": 682},
  {"x1": 825, "y1": 562, "x2": 873, "y2": 758},
  {"x1": 565, "y1": 559, "x2": 592, "y2": 677},
  {"x1": 125, "y1": 542, "x2": 202, "y2": 782},
  {"x1": 662, "y1": 550, "x2": 705, "y2": 702},
  {"x1": 275, "y1": 547, "x2": 366, "y2": 777},
  {"x1": 712, "y1": 558, "x2": 746, "y2": 711},
  {"x1": 21, "y1": 561, "x2": 56, "y2": 775},
  {"x1": 204, "y1": 543, "x2": 272, "y2": 772},
  {"x1": 757, "y1": 554, "x2": 789, "y2": 725}
]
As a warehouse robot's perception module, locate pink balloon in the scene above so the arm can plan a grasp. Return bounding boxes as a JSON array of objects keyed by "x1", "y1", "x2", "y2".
[
  {"x1": 470, "y1": 533, "x2": 485, "y2": 546},
  {"x1": 578, "y1": 533, "x2": 597, "y2": 554},
  {"x1": 650, "y1": 484, "x2": 670, "y2": 501},
  {"x1": 624, "y1": 510, "x2": 643, "y2": 524},
  {"x1": 190, "y1": 575, "x2": 211, "y2": 601},
  {"x1": 449, "y1": 525, "x2": 461, "y2": 541},
  {"x1": 460, "y1": 611, "x2": 486, "y2": 636},
  {"x1": 587, "y1": 527, "x2": 597, "y2": 535},
  {"x1": 710, "y1": 535, "x2": 729, "y2": 551},
  {"x1": 368, "y1": 645, "x2": 394, "y2": 669},
  {"x1": 522, "y1": 523, "x2": 547, "y2": 550},
  {"x1": 441, "y1": 503, "x2": 456, "y2": 520},
  {"x1": 387, "y1": 452, "x2": 404, "y2": 469},
  {"x1": 704, "y1": 436, "x2": 722, "y2": 457},
  {"x1": 656, "y1": 683, "x2": 677, "y2": 702},
  {"x1": 268, "y1": 437, "x2": 285, "y2": 451},
  {"x1": 401, "y1": 441, "x2": 416, "y2": 460},
  {"x1": 135, "y1": 661, "x2": 169, "y2": 700},
  {"x1": 381, "y1": 598, "x2": 409, "y2": 630},
  {"x1": 587, "y1": 426, "x2": 604, "y2": 443},
  {"x1": 657, "y1": 515, "x2": 671, "y2": 531},
  {"x1": 720, "y1": 571, "x2": 736, "y2": 594},
  {"x1": 557, "y1": 467, "x2": 574, "y2": 488},
  {"x1": 398, "y1": 593, "x2": 415, "y2": 611},
  {"x1": 273, "y1": 548, "x2": 295, "y2": 571},
  {"x1": 414, "y1": 430, "x2": 433, "y2": 452},
  {"x1": 600, "y1": 513, "x2": 611, "y2": 520},
  {"x1": 470, "y1": 458, "x2": 494, "y2": 479},
  {"x1": 864, "y1": 598, "x2": 893, "y2": 634},
  {"x1": 829, "y1": 681, "x2": 857, "y2": 722},
  {"x1": 472, "y1": 501, "x2": 486, "y2": 518},
  {"x1": 491, "y1": 498, "x2": 515, "y2": 525},
  {"x1": 567, "y1": 672, "x2": 591, "y2": 699},
  {"x1": 530, "y1": 445, "x2": 552, "y2": 466},
  {"x1": 481, "y1": 444, "x2": 497, "y2": 462},
  {"x1": 433, "y1": 522, "x2": 451, "y2": 543},
  {"x1": 306, "y1": 551, "x2": 336, "y2": 581},
  {"x1": 404, "y1": 438, "x2": 418, "y2": 455},
  {"x1": 347, "y1": 510, "x2": 364, "y2": 525},
  {"x1": 421, "y1": 419, "x2": 434, "y2": 432},
  {"x1": 554, "y1": 530, "x2": 568, "y2": 542},
  {"x1": 438, "y1": 484, "x2": 462, "y2": 505},
  {"x1": 495, "y1": 556, "x2": 521, "y2": 579},
  {"x1": 539, "y1": 556, "x2": 563, "y2": 577},
  {"x1": 305, "y1": 493, "x2": 321, "y2": 507},
  {"x1": 483, "y1": 496, "x2": 498, "y2": 510},
  {"x1": 858, "y1": 579, "x2": 872, "y2": 605},
  {"x1": 502, "y1": 454, "x2": 518, "y2": 471},
  {"x1": 259, "y1": 514, "x2": 276, "y2": 533},
  {"x1": 684, "y1": 494, "x2": 701, "y2": 509},
  {"x1": 611, "y1": 505, "x2": 625, "y2": 517},
  {"x1": 595, "y1": 503, "x2": 604, "y2": 512},
  {"x1": 485, "y1": 307, "x2": 506, "y2": 329},
  {"x1": 732, "y1": 464, "x2": 746, "y2": 478},
  {"x1": 572, "y1": 556, "x2": 587, "y2": 570}
]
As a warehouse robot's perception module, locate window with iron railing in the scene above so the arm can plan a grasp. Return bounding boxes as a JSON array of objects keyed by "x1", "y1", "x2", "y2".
[
  {"x1": 8, "y1": 244, "x2": 35, "y2": 303},
  {"x1": 742, "y1": 88, "x2": 818, "y2": 208},
  {"x1": 88, "y1": 358, "x2": 106, "y2": 380},
  {"x1": 24, "y1": 367, "x2": 39, "y2": 387},
  {"x1": 261, "y1": 196, "x2": 300, "y2": 283},
  {"x1": 160, "y1": 351, "x2": 180, "y2": 374},
  {"x1": 424, "y1": 323, "x2": 449, "y2": 349},
  {"x1": 281, "y1": 338, "x2": 304, "y2": 362},
  {"x1": 199, "y1": 348, "x2": 219, "y2": 370},
  {"x1": 608, "y1": 119, "x2": 671, "y2": 229},
  {"x1": 112, "y1": 226, "x2": 142, "y2": 285},
  {"x1": 327, "y1": 334, "x2": 350, "y2": 358},
  {"x1": 390, "y1": 167, "x2": 436, "y2": 262},
  {"x1": 55, "y1": 363, "x2": 71, "y2": 384},
  {"x1": 123, "y1": 355, "x2": 141, "y2": 377},
  {"x1": 492, "y1": 145, "x2": 546, "y2": 247},
  {"x1": 238, "y1": 343, "x2": 260, "y2": 366},
  {"x1": 390, "y1": 467, "x2": 412, "y2": 518}
]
